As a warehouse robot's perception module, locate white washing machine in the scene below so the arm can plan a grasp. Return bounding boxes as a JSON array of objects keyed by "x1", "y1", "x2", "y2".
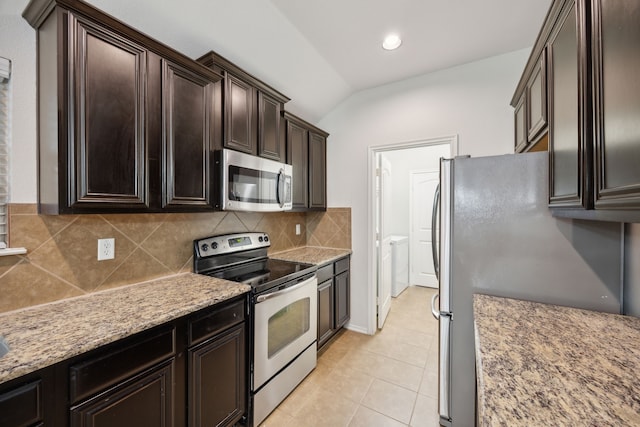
[{"x1": 390, "y1": 235, "x2": 409, "y2": 297}]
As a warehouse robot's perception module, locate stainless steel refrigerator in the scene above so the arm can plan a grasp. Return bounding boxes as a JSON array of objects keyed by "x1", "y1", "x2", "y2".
[{"x1": 430, "y1": 152, "x2": 622, "y2": 427}]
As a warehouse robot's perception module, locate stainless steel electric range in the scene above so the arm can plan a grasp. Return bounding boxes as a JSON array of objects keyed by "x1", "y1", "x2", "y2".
[{"x1": 193, "y1": 232, "x2": 317, "y2": 426}]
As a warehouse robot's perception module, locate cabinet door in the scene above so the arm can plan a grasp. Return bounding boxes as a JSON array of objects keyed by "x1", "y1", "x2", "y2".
[
  {"x1": 0, "y1": 380, "x2": 44, "y2": 427},
  {"x1": 189, "y1": 323, "x2": 246, "y2": 427},
  {"x1": 547, "y1": 0, "x2": 591, "y2": 208},
  {"x1": 514, "y1": 95, "x2": 527, "y2": 153},
  {"x1": 70, "y1": 361, "x2": 174, "y2": 427},
  {"x1": 162, "y1": 60, "x2": 215, "y2": 209},
  {"x1": 317, "y1": 279, "x2": 335, "y2": 348},
  {"x1": 334, "y1": 271, "x2": 350, "y2": 329},
  {"x1": 258, "y1": 92, "x2": 284, "y2": 161},
  {"x1": 224, "y1": 74, "x2": 256, "y2": 154},
  {"x1": 69, "y1": 15, "x2": 148, "y2": 209},
  {"x1": 308, "y1": 132, "x2": 327, "y2": 210},
  {"x1": 527, "y1": 52, "x2": 547, "y2": 142},
  {"x1": 592, "y1": 0, "x2": 640, "y2": 208},
  {"x1": 286, "y1": 120, "x2": 309, "y2": 210}
]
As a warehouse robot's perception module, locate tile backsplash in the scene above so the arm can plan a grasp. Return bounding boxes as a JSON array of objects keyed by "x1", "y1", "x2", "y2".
[{"x1": 1, "y1": 205, "x2": 351, "y2": 313}]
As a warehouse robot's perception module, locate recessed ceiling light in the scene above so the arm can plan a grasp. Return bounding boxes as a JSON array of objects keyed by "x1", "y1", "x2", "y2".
[{"x1": 382, "y1": 34, "x2": 402, "y2": 51}]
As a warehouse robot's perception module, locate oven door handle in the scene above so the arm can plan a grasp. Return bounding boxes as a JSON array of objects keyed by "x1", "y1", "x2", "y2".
[{"x1": 256, "y1": 277, "x2": 314, "y2": 303}]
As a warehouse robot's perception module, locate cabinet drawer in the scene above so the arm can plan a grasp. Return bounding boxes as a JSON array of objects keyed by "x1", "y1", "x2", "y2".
[
  {"x1": 0, "y1": 380, "x2": 42, "y2": 427},
  {"x1": 334, "y1": 257, "x2": 350, "y2": 275},
  {"x1": 189, "y1": 299, "x2": 245, "y2": 346},
  {"x1": 70, "y1": 360, "x2": 174, "y2": 427},
  {"x1": 316, "y1": 264, "x2": 333, "y2": 283},
  {"x1": 69, "y1": 326, "x2": 175, "y2": 404}
]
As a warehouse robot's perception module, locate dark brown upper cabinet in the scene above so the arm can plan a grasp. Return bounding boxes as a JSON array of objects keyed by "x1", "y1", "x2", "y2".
[
  {"x1": 527, "y1": 53, "x2": 548, "y2": 143},
  {"x1": 547, "y1": 0, "x2": 591, "y2": 209},
  {"x1": 514, "y1": 94, "x2": 527, "y2": 153},
  {"x1": 161, "y1": 60, "x2": 215, "y2": 209},
  {"x1": 592, "y1": 0, "x2": 640, "y2": 210},
  {"x1": 283, "y1": 112, "x2": 329, "y2": 211},
  {"x1": 308, "y1": 131, "x2": 327, "y2": 210},
  {"x1": 224, "y1": 74, "x2": 256, "y2": 154},
  {"x1": 511, "y1": 48, "x2": 548, "y2": 153},
  {"x1": 286, "y1": 118, "x2": 309, "y2": 210},
  {"x1": 197, "y1": 52, "x2": 289, "y2": 162},
  {"x1": 514, "y1": 0, "x2": 640, "y2": 221},
  {"x1": 23, "y1": 0, "x2": 222, "y2": 214}
]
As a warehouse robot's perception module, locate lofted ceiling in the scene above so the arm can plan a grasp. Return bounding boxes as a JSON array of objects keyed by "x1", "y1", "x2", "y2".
[{"x1": 4, "y1": 0, "x2": 551, "y2": 123}]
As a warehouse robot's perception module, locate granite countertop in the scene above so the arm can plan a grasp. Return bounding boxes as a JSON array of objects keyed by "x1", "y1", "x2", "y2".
[
  {"x1": 0, "y1": 273, "x2": 250, "y2": 385},
  {"x1": 270, "y1": 246, "x2": 351, "y2": 266},
  {"x1": 473, "y1": 294, "x2": 640, "y2": 426}
]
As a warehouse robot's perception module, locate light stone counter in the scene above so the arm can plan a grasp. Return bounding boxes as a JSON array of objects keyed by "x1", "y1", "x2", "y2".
[
  {"x1": 473, "y1": 294, "x2": 640, "y2": 426},
  {"x1": 0, "y1": 273, "x2": 250, "y2": 384},
  {"x1": 271, "y1": 246, "x2": 351, "y2": 266}
]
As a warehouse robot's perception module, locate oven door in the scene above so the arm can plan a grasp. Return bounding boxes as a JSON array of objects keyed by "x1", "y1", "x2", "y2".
[
  {"x1": 221, "y1": 149, "x2": 292, "y2": 212},
  {"x1": 253, "y1": 275, "x2": 317, "y2": 390}
]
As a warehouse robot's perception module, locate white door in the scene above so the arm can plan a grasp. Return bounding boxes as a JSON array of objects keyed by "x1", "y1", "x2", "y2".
[
  {"x1": 410, "y1": 171, "x2": 439, "y2": 288},
  {"x1": 377, "y1": 155, "x2": 392, "y2": 328}
]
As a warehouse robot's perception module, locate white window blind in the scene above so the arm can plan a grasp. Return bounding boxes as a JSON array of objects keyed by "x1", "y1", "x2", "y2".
[{"x1": 0, "y1": 57, "x2": 11, "y2": 246}]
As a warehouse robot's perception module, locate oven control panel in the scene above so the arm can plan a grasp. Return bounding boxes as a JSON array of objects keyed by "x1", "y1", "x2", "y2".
[{"x1": 194, "y1": 232, "x2": 270, "y2": 257}]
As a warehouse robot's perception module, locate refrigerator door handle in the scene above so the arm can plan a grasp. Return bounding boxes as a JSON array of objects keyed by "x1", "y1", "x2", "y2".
[
  {"x1": 431, "y1": 183, "x2": 440, "y2": 281},
  {"x1": 439, "y1": 312, "x2": 452, "y2": 424},
  {"x1": 430, "y1": 293, "x2": 440, "y2": 319}
]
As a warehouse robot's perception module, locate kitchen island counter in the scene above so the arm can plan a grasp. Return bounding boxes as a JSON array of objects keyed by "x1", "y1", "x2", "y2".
[
  {"x1": 473, "y1": 294, "x2": 640, "y2": 426},
  {"x1": 0, "y1": 273, "x2": 250, "y2": 384},
  {"x1": 271, "y1": 246, "x2": 351, "y2": 266}
]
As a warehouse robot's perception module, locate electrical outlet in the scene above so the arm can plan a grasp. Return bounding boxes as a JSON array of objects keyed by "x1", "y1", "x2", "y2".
[
  {"x1": 98, "y1": 238, "x2": 115, "y2": 261},
  {"x1": 295, "y1": 224, "x2": 301, "y2": 235}
]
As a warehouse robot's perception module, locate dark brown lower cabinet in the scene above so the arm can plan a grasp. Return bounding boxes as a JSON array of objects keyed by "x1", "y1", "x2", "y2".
[
  {"x1": 335, "y1": 270, "x2": 350, "y2": 329},
  {"x1": 189, "y1": 323, "x2": 246, "y2": 427},
  {"x1": 0, "y1": 295, "x2": 249, "y2": 427},
  {"x1": 317, "y1": 278, "x2": 335, "y2": 347},
  {"x1": 317, "y1": 256, "x2": 351, "y2": 350},
  {"x1": 70, "y1": 361, "x2": 174, "y2": 427},
  {"x1": 68, "y1": 326, "x2": 176, "y2": 427},
  {"x1": 0, "y1": 371, "x2": 53, "y2": 427}
]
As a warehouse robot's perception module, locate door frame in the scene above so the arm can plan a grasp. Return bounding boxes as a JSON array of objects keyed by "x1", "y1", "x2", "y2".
[{"x1": 367, "y1": 135, "x2": 458, "y2": 334}]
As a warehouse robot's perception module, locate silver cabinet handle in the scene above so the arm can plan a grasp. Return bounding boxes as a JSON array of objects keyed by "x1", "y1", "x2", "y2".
[{"x1": 431, "y1": 293, "x2": 440, "y2": 319}]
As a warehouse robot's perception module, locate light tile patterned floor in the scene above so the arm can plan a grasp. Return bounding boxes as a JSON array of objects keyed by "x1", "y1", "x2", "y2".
[{"x1": 260, "y1": 285, "x2": 440, "y2": 427}]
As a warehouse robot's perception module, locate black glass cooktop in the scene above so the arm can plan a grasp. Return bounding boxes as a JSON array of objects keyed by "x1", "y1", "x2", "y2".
[{"x1": 201, "y1": 258, "x2": 316, "y2": 295}]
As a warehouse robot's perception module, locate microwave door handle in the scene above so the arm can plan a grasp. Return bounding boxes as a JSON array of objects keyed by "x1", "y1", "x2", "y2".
[
  {"x1": 431, "y1": 183, "x2": 440, "y2": 281},
  {"x1": 276, "y1": 169, "x2": 285, "y2": 208}
]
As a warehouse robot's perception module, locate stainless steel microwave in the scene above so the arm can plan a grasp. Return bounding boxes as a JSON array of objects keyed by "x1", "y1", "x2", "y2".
[{"x1": 216, "y1": 149, "x2": 292, "y2": 212}]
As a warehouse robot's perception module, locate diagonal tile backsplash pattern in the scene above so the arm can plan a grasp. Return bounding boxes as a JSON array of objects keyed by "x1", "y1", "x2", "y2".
[
  {"x1": 0, "y1": 205, "x2": 350, "y2": 313},
  {"x1": 307, "y1": 208, "x2": 351, "y2": 249}
]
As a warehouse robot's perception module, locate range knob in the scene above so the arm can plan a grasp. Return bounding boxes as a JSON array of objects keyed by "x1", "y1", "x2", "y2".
[
  {"x1": 264, "y1": 235, "x2": 269, "y2": 242},
  {"x1": 212, "y1": 242, "x2": 218, "y2": 250},
  {"x1": 201, "y1": 243, "x2": 209, "y2": 252},
  {"x1": 258, "y1": 236, "x2": 263, "y2": 242}
]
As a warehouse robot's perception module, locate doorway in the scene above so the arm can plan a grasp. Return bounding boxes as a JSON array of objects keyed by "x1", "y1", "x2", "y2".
[
  {"x1": 410, "y1": 170, "x2": 440, "y2": 288},
  {"x1": 369, "y1": 135, "x2": 458, "y2": 331}
]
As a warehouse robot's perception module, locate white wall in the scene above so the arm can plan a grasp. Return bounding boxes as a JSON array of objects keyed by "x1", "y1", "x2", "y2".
[
  {"x1": 319, "y1": 49, "x2": 531, "y2": 333},
  {"x1": 0, "y1": 15, "x2": 37, "y2": 203}
]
